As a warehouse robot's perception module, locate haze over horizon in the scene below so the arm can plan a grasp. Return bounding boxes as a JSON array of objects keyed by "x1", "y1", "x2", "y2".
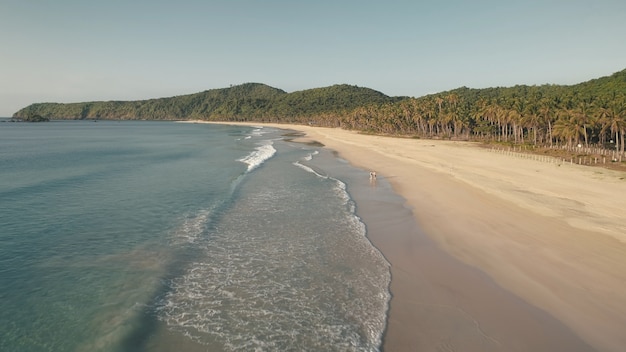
[{"x1": 1, "y1": 0, "x2": 625, "y2": 117}]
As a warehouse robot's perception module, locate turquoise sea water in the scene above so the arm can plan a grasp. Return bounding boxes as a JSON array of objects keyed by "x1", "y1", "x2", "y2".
[{"x1": 0, "y1": 120, "x2": 391, "y2": 351}]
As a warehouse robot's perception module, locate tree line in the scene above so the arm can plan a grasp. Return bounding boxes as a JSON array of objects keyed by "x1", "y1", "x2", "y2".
[{"x1": 315, "y1": 69, "x2": 626, "y2": 158}]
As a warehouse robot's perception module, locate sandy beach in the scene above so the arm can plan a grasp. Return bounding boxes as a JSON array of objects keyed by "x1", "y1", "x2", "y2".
[{"x1": 197, "y1": 122, "x2": 626, "y2": 351}]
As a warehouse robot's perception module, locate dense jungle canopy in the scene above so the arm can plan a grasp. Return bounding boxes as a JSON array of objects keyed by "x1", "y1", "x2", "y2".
[{"x1": 13, "y1": 68, "x2": 626, "y2": 154}]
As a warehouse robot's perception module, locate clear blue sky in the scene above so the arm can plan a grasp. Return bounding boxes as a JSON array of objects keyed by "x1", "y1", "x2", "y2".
[{"x1": 1, "y1": 0, "x2": 625, "y2": 116}]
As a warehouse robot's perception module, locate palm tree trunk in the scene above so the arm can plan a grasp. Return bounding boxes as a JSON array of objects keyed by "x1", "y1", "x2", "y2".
[
  {"x1": 548, "y1": 120, "x2": 553, "y2": 147},
  {"x1": 619, "y1": 128, "x2": 624, "y2": 162}
]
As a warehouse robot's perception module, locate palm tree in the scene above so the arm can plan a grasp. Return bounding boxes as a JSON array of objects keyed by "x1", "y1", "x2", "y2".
[
  {"x1": 538, "y1": 100, "x2": 556, "y2": 146},
  {"x1": 495, "y1": 105, "x2": 511, "y2": 142},
  {"x1": 570, "y1": 101, "x2": 594, "y2": 147},
  {"x1": 599, "y1": 99, "x2": 626, "y2": 160},
  {"x1": 523, "y1": 103, "x2": 541, "y2": 145},
  {"x1": 553, "y1": 110, "x2": 583, "y2": 147},
  {"x1": 434, "y1": 96, "x2": 444, "y2": 114},
  {"x1": 446, "y1": 93, "x2": 460, "y2": 111},
  {"x1": 409, "y1": 100, "x2": 426, "y2": 135},
  {"x1": 507, "y1": 108, "x2": 522, "y2": 143},
  {"x1": 423, "y1": 99, "x2": 438, "y2": 137}
]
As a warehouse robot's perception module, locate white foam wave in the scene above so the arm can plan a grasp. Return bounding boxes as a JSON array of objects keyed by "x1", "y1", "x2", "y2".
[
  {"x1": 157, "y1": 157, "x2": 391, "y2": 351},
  {"x1": 303, "y1": 150, "x2": 319, "y2": 161},
  {"x1": 331, "y1": 178, "x2": 392, "y2": 349},
  {"x1": 292, "y1": 161, "x2": 328, "y2": 179},
  {"x1": 170, "y1": 209, "x2": 212, "y2": 245},
  {"x1": 157, "y1": 244, "x2": 384, "y2": 351},
  {"x1": 238, "y1": 141, "x2": 276, "y2": 172},
  {"x1": 251, "y1": 128, "x2": 264, "y2": 136},
  {"x1": 237, "y1": 127, "x2": 268, "y2": 141},
  {"x1": 332, "y1": 178, "x2": 352, "y2": 209}
]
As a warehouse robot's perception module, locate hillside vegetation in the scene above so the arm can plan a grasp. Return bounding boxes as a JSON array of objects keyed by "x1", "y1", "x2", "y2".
[
  {"x1": 14, "y1": 83, "x2": 400, "y2": 122},
  {"x1": 13, "y1": 69, "x2": 626, "y2": 159}
]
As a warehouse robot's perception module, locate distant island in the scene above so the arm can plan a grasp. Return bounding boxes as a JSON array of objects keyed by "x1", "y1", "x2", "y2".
[{"x1": 12, "y1": 69, "x2": 626, "y2": 157}]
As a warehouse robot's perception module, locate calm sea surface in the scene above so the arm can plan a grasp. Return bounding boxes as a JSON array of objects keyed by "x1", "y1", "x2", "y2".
[{"x1": 0, "y1": 120, "x2": 390, "y2": 351}]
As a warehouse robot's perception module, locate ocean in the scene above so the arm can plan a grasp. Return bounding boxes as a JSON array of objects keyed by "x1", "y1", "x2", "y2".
[{"x1": 0, "y1": 120, "x2": 391, "y2": 351}]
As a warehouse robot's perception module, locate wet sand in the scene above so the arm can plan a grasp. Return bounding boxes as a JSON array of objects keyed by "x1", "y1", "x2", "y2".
[{"x1": 192, "y1": 121, "x2": 626, "y2": 352}]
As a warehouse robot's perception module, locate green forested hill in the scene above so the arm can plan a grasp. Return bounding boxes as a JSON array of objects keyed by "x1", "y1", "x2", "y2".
[
  {"x1": 12, "y1": 69, "x2": 626, "y2": 157},
  {"x1": 13, "y1": 83, "x2": 400, "y2": 122}
]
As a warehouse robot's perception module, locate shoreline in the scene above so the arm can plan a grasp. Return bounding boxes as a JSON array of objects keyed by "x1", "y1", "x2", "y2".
[{"x1": 187, "y1": 121, "x2": 626, "y2": 351}]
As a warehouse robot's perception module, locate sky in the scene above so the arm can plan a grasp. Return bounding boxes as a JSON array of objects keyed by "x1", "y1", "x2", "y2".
[{"x1": 1, "y1": 0, "x2": 625, "y2": 116}]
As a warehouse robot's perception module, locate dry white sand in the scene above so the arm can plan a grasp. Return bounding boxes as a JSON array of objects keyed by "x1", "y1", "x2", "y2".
[{"x1": 191, "y1": 121, "x2": 626, "y2": 351}]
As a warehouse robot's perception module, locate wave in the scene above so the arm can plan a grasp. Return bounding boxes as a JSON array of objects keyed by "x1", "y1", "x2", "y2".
[
  {"x1": 236, "y1": 126, "x2": 268, "y2": 141},
  {"x1": 170, "y1": 137, "x2": 278, "y2": 247},
  {"x1": 303, "y1": 150, "x2": 319, "y2": 161},
  {"x1": 169, "y1": 208, "x2": 214, "y2": 245},
  {"x1": 331, "y1": 178, "x2": 391, "y2": 349},
  {"x1": 293, "y1": 160, "x2": 352, "y2": 210},
  {"x1": 292, "y1": 161, "x2": 328, "y2": 179},
  {"x1": 251, "y1": 128, "x2": 264, "y2": 136},
  {"x1": 292, "y1": 151, "x2": 325, "y2": 178},
  {"x1": 238, "y1": 141, "x2": 276, "y2": 172},
  {"x1": 294, "y1": 158, "x2": 391, "y2": 348},
  {"x1": 156, "y1": 142, "x2": 390, "y2": 351}
]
